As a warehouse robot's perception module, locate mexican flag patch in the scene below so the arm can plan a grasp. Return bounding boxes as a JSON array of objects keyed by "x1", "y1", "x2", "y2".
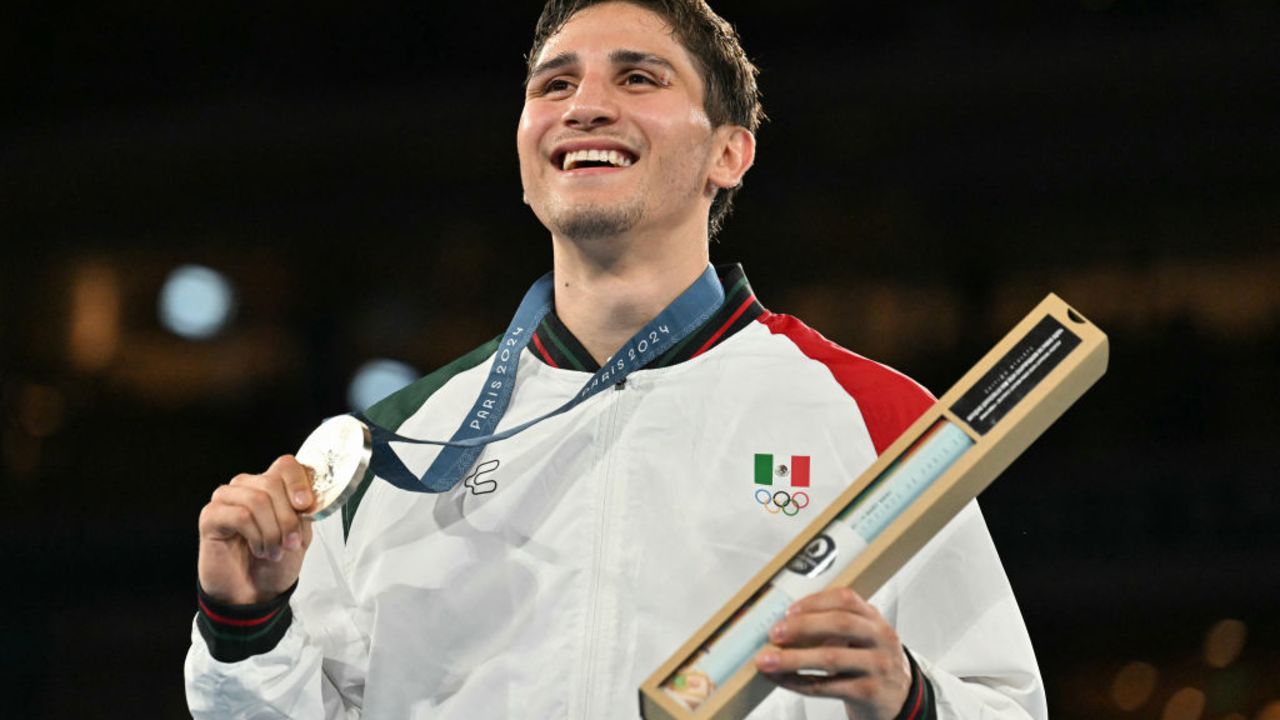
[{"x1": 754, "y1": 454, "x2": 810, "y2": 487}]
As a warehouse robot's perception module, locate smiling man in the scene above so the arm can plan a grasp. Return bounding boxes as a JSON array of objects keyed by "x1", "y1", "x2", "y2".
[
  {"x1": 517, "y1": 3, "x2": 758, "y2": 367},
  {"x1": 185, "y1": 2, "x2": 1046, "y2": 719}
]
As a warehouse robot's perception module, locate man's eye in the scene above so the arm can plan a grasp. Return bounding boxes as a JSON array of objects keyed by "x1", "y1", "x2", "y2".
[
  {"x1": 543, "y1": 79, "x2": 573, "y2": 94},
  {"x1": 623, "y1": 73, "x2": 657, "y2": 86}
]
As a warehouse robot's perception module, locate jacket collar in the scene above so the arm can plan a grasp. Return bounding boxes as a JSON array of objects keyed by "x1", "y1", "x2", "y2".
[{"x1": 528, "y1": 264, "x2": 765, "y2": 372}]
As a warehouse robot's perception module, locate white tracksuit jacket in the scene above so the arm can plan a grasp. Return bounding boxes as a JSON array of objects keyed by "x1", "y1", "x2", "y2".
[{"x1": 185, "y1": 269, "x2": 1046, "y2": 719}]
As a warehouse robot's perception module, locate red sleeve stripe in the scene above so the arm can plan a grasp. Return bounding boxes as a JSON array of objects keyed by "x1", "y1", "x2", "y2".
[
  {"x1": 531, "y1": 331, "x2": 559, "y2": 368},
  {"x1": 904, "y1": 671, "x2": 925, "y2": 720},
  {"x1": 197, "y1": 596, "x2": 283, "y2": 628},
  {"x1": 757, "y1": 311, "x2": 935, "y2": 455},
  {"x1": 689, "y1": 294, "x2": 757, "y2": 360}
]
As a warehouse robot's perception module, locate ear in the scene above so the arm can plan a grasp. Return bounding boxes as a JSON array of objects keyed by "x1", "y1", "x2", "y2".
[{"x1": 706, "y1": 126, "x2": 756, "y2": 193}]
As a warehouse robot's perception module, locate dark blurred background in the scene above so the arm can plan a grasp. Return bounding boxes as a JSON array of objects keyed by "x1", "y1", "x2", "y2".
[{"x1": 2, "y1": 1, "x2": 1277, "y2": 717}]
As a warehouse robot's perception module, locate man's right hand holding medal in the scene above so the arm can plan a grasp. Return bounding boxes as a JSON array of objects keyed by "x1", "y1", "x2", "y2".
[{"x1": 196, "y1": 455, "x2": 316, "y2": 605}]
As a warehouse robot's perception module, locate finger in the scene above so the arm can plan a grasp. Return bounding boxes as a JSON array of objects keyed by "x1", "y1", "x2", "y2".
[
  {"x1": 298, "y1": 512, "x2": 313, "y2": 549},
  {"x1": 199, "y1": 495, "x2": 268, "y2": 558},
  {"x1": 766, "y1": 672, "x2": 881, "y2": 702},
  {"x1": 231, "y1": 465, "x2": 307, "y2": 552},
  {"x1": 268, "y1": 454, "x2": 315, "y2": 512},
  {"x1": 263, "y1": 456, "x2": 313, "y2": 549},
  {"x1": 210, "y1": 484, "x2": 289, "y2": 560},
  {"x1": 788, "y1": 586, "x2": 875, "y2": 617},
  {"x1": 756, "y1": 645, "x2": 883, "y2": 678},
  {"x1": 770, "y1": 609, "x2": 880, "y2": 648}
]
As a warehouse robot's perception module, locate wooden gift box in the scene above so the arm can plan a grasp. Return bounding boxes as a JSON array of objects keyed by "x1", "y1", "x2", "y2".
[{"x1": 639, "y1": 294, "x2": 1109, "y2": 720}]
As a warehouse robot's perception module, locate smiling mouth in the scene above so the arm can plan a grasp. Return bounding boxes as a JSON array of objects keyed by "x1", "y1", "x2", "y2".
[{"x1": 555, "y1": 148, "x2": 638, "y2": 171}]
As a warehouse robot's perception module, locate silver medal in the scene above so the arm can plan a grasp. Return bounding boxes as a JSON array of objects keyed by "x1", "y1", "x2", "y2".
[{"x1": 295, "y1": 415, "x2": 372, "y2": 521}]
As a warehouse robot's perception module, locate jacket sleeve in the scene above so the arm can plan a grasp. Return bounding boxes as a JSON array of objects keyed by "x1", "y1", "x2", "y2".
[
  {"x1": 881, "y1": 500, "x2": 1047, "y2": 720},
  {"x1": 184, "y1": 514, "x2": 369, "y2": 719}
]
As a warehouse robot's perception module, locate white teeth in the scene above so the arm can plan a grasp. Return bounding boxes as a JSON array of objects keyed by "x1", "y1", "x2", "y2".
[{"x1": 561, "y1": 148, "x2": 635, "y2": 170}]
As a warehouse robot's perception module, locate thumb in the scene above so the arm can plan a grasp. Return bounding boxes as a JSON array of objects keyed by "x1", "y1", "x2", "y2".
[{"x1": 268, "y1": 454, "x2": 315, "y2": 512}]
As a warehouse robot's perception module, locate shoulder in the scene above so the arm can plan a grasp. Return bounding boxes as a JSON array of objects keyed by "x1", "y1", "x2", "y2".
[
  {"x1": 339, "y1": 336, "x2": 499, "y2": 539},
  {"x1": 754, "y1": 311, "x2": 934, "y2": 454},
  {"x1": 362, "y1": 336, "x2": 500, "y2": 432}
]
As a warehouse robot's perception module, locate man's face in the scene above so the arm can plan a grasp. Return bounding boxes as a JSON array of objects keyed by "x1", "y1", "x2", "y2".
[{"x1": 518, "y1": 2, "x2": 719, "y2": 242}]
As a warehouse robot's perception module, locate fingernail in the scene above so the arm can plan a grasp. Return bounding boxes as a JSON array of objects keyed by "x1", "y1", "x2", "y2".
[
  {"x1": 770, "y1": 622, "x2": 786, "y2": 640},
  {"x1": 269, "y1": 546, "x2": 284, "y2": 562},
  {"x1": 284, "y1": 532, "x2": 301, "y2": 550},
  {"x1": 758, "y1": 653, "x2": 779, "y2": 671},
  {"x1": 293, "y1": 491, "x2": 310, "y2": 508}
]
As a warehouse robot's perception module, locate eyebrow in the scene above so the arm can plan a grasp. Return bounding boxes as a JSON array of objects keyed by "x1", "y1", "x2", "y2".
[
  {"x1": 527, "y1": 52, "x2": 579, "y2": 85},
  {"x1": 526, "y1": 49, "x2": 677, "y2": 85},
  {"x1": 608, "y1": 49, "x2": 676, "y2": 75}
]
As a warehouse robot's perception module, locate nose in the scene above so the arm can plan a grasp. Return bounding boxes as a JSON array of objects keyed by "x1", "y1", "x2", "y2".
[{"x1": 562, "y1": 74, "x2": 618, "y2": 130}]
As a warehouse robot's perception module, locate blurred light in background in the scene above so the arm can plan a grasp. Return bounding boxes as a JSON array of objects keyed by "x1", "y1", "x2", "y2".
[
  {"x1": 18, "y1": 384, "x2": 66, "y2": 438},
  {"x1": 1205, "y1": 619, "x2": 1249, "y2": 669},
  {"x1": 1162, "y1": 686, "x2": 1206, "y2": 720},
  {"x1": 1112, "y1": 661, "x2": 1160, "y2": 711},
  {"x1": 4, "y1": 383, "x2": 68, "y2": 484},
  {"x1": 991, "y1": 255, "x2": 1280, "y2": 341},
  {"x1": 1259, "y1": 701, "x2": 1280, "y2": 720},
  {"x1": 69, "y1": 262, "x2": 121, "y2": 371},
  {"x1": 3, "y1": 421, "x2": 41, "y2": 482},
  {"x1": 348, "y1": 359, "x2": 419, "y2": 411},
  {"x1": 159, "y1": 264, "x2": 236, "y2": 340}
]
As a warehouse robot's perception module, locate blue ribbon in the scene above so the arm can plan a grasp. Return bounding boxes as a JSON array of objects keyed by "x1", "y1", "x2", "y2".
[{"x1": 355, "y1": 264, "x2": 725, "y2": 493}]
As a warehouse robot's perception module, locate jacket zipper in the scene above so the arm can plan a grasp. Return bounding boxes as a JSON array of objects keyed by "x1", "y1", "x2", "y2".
[{"x1": 577, "y1": 381, "x2": 627, "y2": 717}]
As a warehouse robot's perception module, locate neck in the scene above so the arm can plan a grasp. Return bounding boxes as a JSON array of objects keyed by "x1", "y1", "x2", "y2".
[{"x1": 551, "y1": 224, "x2": 710, "y2": 366}]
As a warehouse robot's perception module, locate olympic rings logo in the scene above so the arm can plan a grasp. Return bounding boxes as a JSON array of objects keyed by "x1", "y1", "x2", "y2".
[{"x1": 755, "y1": 487, "x2": 810, "y2": 516}]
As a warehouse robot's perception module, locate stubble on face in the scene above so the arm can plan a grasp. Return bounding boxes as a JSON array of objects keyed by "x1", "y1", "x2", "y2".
[
  {"x1": 547, "y1": 195, "x2": 644, "y2": 242},
  {"x1": 545, "y1": 135, "x2": 715, "y2": 243}
]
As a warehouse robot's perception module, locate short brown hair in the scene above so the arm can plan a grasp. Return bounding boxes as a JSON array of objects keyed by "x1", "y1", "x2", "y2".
[{"x1": 527, "y1": 0, "x2": 764, "y2": 237}]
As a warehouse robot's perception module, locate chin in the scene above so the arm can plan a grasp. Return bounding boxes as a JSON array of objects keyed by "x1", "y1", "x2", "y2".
[{"x1": 550, "y1": 202, "x2": 644, "y2": 242}]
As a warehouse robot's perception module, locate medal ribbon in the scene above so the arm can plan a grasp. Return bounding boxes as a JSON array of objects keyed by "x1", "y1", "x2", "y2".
[{"x1": 353, "y1": 264, "x2": 725, "y2": 493}]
